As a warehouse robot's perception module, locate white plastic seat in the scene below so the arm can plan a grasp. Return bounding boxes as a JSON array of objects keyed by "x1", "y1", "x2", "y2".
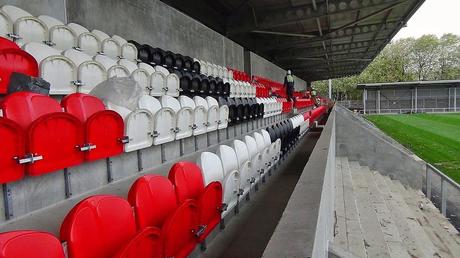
[
  {"x1": 206, "y1": 96, "x2": 219, "y2": 131},
  {"x1": 179, "y1": 96, "x2": 205, "y2": 136},
  {"x1": 2, "y1": 6, "x2": 41, "y2": 45},
  {"x1": 261, "y1": 129, "x2": 276, "y2": 167},
  {"x1": 193, "y1": 96, "x2": 209, "y2": 133},
  {"x1": 129, "y1": 69, "x2": 151, "y2": 95},
  {"x1": 107, "y1": 101, "x2": 154, "y2": 152},
  {"x1": 212, "y1": 64, "x2": 219, "y2": 78},
  {"x1": 166, "y1": 73, "x2": 180, "y2": 97},
  {"x1": 197, "y1": 152, "x2": 224, "y2": 186},
  {"x1": 22, "y1": 42, "x2": 60, "y2": 63},
  {"x1": 0, "y1": 9, "x2": 12, "y2": 37},
  {"x1": 200, "y1": 60, "x2": 208, "y2": 75},
  {"x1": 232, "y1": 140, "x2": 252, "y2": 195},
  {"x1": 139, "y1": 62, "x2": 155, "y2": 74},
  {"x1": 161, "y1": 95, "x2": 193, "y2": 140},
  {"x1": 150, "y1": 66, "x2": 169, "y2": 96},
  {"x1": 38, "y1": 15, "x2": 75, "y2": 51},
  {"x1": 244, "y1": 136, "x2": 261, "y2": 184},
  {"x1": 63, "y1": 49, "x2": 90, "y2": 66},
  {"x1": 92, "y1": 30, "x2": 120, "y2": 59},
  {"x1": 218, "y1": 104, "x2": 229, "y2": 130},
  {"x1": 94, "y1": 54, "x2": 128, "y2": 78},
  {"x1": 68, "y1": 24, "x2": 99, "y2": 55},
  {"x1": 118, "y1": 59, "x2": 138, "y2": 74},
  {"x1": 137, "y1": 95, "x2": 174, "y2": 145},
  {"x1": 41, "y1": 55, "x2": 77, "y2": 94},
  {"x1": 217, "y1": 145, "x2": 241, "y2": 216},
  {"x1": 253, "y1": 132, "x2": 268, "y2": 174},
  {"x1": 112, "y1": 34, "x2": 138, "y2": 61}
]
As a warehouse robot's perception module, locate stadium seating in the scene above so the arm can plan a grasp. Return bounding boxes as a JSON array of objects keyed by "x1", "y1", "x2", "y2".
[
  {"x1": 61, "y1": 93, "x2": 125, "y2": 161},
  {"x1": 0, "y1": 230, "x2": 65, "y2": 258},
  {"x1": 128, "y1": 175, "x2": 198, "y2": 258},
  {"x1": 217, "y1": 145, "x2": 242, "y2": 215},
  {"x1": 38, "y1": 15, "x2": 76, "y2": 51},
  {"x1": 168, "y1": 161, "x2": 223, "y2": 242},
  {"x1": 60, "y1": 195, "x2": 162, "y2": 258},
  {"x1": 0, "y1": 92, "x2": 84, "y2": 175},
  {"x1": 161, "y1": 95, "x2": 193, "y2": 140}
]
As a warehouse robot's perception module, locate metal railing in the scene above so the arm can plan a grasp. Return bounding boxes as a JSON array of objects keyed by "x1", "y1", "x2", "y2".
[
  {"x1": 425, "y1": 163, "x2": 460, "y2": 230},
  {"x1": 364, "y1": 108, "x2": 458, "y2": 114}
]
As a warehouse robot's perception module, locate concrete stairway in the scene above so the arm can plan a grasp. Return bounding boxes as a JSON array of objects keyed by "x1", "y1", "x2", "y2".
[{"x1": 334, "y1": 157, "x2": 460, "y2": 258}]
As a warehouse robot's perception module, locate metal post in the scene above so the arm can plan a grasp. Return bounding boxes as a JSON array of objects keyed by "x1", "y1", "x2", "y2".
[
  {"x1": 64, "y1": 168, "x2": 72, "y2": 198},
  {"x1": 455, "y1": 86, "x2": 457, "y2": 112},
  {"x1": 363, "y1": 89, "x2": 367, "y2": 114},
  {"x1": 426, "y1": 164, "x2": 431, "y2": 200},
  {"x1": 137, "y1": 150, "x2": 143, "y2": 171},
  {"x1": 414, "y1": 87, "x2": 418, "y2": 113},
  {"x1": 328, "y1": 79, "x2": 332, "y2": 99},
  {"x1": 3, "y1": 184, "x2": 13, "y2": 219},
  {"x1": 441, "y1": 179, "x2": 447, "y2": 216},
  {"x1": 377, "y1": 89, "x2": 381, "y2": 114}
]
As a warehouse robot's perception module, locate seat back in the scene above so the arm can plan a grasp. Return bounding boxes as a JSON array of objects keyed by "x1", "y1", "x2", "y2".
[
  {"x1": 62, "y1": 93, "x2": 124, "y2": 160},
  {"x1": 125, "y1": 109, "x2": 154, "y2": 152},
  {"x1": 121, "y1": 42, "x2": 137, "y2": 61},
  {"x1": 130, "y1": 68, "x2": 150, "y2": 94},
  {"x1": 0, "y1": 91, "x2": 60, "y2": 128},
  {"x1": 218, "y1": 105, "x2": 229, "y2": 129},
  {"x1": 67, "y1": 22, "x2": 88, "y2": 35},
  {"x1": 197, "y1": 152, "x2": 224, "y2": 185},
  {"x1": 0, "y1": 48, "x2": 38, "y2": 94},
  {"x1": 0, "y1": 10, "x2": 13, "y2": 38},
  {"x1": 77, "y1": 61, "x2": 107, "y2": 93},
  {"x1": 232, "y1": 140, "x2": 251, "y2": 192},
  {"x1": 101, "y1": 38, "x2": 121, "y2": 59},
  {"x1": 128, "y1": 175, "x2": 178, "y2": 229},
  {"x1": 168, "y1": 161, "x2": 205, "y2": 203},
  {"x1": 150, "y1": 70, "x2": 167, "y2": 96},
  {"x1": 22, "y1": 42, "x2": 60, "y2": 64},
  {"x1": 13, "y1": 17, "x2": 48, "y2": 46},
  {"x1": 77, "y1": 32, "x2": 100, "y2": 56},
  {"x1": 0, "y1": 36, "x2": 18, "y2": 50},
  {"x1": 217, "y1": 145, "x2": 240, "y2": 213},
  {"x1": 60, "y1": 195, "x2": 137, "y2": 258},
  {"x1": 166, "y1": 73, "x2": 180, "y2": 97},
  {"x1": 206, "y1": 96, "x2": 219, "y2": 131},
  {"x1": 0, "y1": 230, "x2": 65, "y2": 258},
  {"x1": 63, "y1": 48, "x2": 92, "y2": 66},
  {"x1": 113, "y1": 227, "x2": 162, "y2": 258},
  {"x1": 152, "y1": 107, "x2": 175, "y2": 145},
  {"x1": 107, "y1": 64, "x2": 130, "y2": 78},
  {"x1": 40, "y1": 55, "x2": 77, "y2": 94}
]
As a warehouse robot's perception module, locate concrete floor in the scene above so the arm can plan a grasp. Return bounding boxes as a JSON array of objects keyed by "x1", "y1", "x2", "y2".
[{"x1": 201, "y1": 131, "x2": 321, "y2": 258}]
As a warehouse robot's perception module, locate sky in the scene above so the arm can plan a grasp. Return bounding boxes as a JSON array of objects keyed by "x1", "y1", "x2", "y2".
[{"x1": 393, "y1": 0, "x2": 460, "y2": 40}]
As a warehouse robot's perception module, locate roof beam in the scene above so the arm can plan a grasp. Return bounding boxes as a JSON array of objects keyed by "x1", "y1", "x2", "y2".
[
  {"x1": 228, "y1": 0, "x2": 408, "y2": 34},
  {"x1": 258, "y1": 21, "x2": 398, "y2": 51}
]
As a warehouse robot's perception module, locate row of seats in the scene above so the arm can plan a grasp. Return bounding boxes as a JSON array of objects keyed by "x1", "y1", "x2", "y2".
[
  {"x1": 108, "y1": 94, "x2": 229, "y2": 151},
  {"x1": 0, "y1": 92, "x2": 125, "y2": 182},
  {"x1": 0, "y1": 123, "x2": 298, "y2": 257},
  {"x1": 0, "y1": 5, "x2": 137, "y2": 60}
]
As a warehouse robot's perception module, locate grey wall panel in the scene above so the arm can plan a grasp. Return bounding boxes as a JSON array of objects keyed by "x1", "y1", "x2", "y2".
[
  {"x1": 66, "y1": 0, "x2": 244, "y2": 68},
  {"x1": 0, "y1": 0, "x2": 67, "y2": 22},
  {"x1": 68, "y1": 159, "x2": 108, "y2": 196}
]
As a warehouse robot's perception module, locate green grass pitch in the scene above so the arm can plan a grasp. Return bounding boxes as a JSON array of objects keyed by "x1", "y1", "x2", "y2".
[{"x1": 366, "y1": 113, "x2": 460, "y2": 183}]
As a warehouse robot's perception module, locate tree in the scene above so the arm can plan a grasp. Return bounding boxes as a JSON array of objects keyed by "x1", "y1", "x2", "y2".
[{"x1": 311, "y1": 33, "x2": 460, "y2": 99}]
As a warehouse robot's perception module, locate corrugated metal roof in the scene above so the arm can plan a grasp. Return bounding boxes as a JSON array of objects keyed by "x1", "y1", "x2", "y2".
[{"x1": 161, "y1": 0, "x2": 425, "y2": 81}]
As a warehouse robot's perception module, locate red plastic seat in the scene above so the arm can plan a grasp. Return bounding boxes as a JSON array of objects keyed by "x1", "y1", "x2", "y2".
[
  {"x1": 128, "y1": 175, "x2": 178, "y2": 229},
  {"x1": 0, "y1": 92, "x2": 84, "y2": 175},
  {"x1": 113, "y1": 227, "x2": 162, "y2": 258},
  {"x1": 128, "y1": 175, "x2": 200, "y2": 258},
  {"x1": 0, "y1": 118, "x2": 25, "y2": 183},
  {"x1": 0, "y1": 49, "x2": 38, "y2": 94},
  {"x1": 0, "y1": 37, "x2": 19, "y2": 51},
  {"x1": 60, "y1": 195, "x2": 137, "y2": 258},
  {"x1": 61, "y1": 93, "x2": 124, "y2": 161},
  {"x1": 168, "y1": 161, "x2": 223, "y2": 242},
  {"x1": 0, "y1": 230, "x2": 65, "y2": 258}
]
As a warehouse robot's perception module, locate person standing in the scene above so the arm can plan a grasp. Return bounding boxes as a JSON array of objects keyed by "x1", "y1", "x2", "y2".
[{"x1": 284, "y1": 70, "x2": 294, "y2": 102}]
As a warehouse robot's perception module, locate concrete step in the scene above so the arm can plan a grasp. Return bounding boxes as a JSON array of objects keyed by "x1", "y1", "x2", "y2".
[
  {"x1": 337, "y1": 157, "x2": 367, "y2": 258},
  {"x1": 395, "y1": 181, "x2": 460, "y2": 257},
  {"x1": 348, "y1": 161, "x2": 391, "y2": 258},
  {"x1": 361, "y1": 168, "x2": 410, "y2": 258},
  {"x1": 372, "y1": 172, "x2": 427, "y2": 258},
  {"x1": 382, "y1": 176, "x2": 440, "y2": 258}
]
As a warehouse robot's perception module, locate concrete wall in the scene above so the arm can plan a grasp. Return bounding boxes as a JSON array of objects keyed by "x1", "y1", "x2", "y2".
[
  {"x1": 335, "y1": 105, "x2": 425, "y2": 189},
  {"x1": 66, "y1": 0, "x2": 244, "y2": 70},
  {"x1": 250, "y1": 52, "x2": 307, "y2": 91},
  {"x1": 263, "y1": 111, "x2": 334, "y2": 258},
  {"x1": 0, "y1": 0, "x2": 66, "y2": 22}
]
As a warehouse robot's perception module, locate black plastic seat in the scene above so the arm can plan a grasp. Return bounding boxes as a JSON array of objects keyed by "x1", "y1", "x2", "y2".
[
  {"x1": 208, "y1": 77, "x2": 217, "y2": 96},
  {"x1": 184, "y1": 56, "x2": 193, "y2": 71},
  {"x1": 137, "y1": 44, "x2": 154, "y2": 64},
  {"x1": 192, "y1": 61, "x2": 201, "y2": 73},
  {"x1": 199, "y1": 75, "x2": 209, "y2": 95},
  {"x1": 174, "y1": 54, "x2": 184, "y2": 70},
  {"x1": 179, "y1": 72, "x2": 192, "y2": 95},
  {"x1": 227, "y1": 98, "x2": 237, "y2": 125},
  {"x1": 190, "y1": 74, "x2": 201, "y2": 95},
  {"x1": 222, "y1": 82, "x2": 230, "y2": 97},
  {"x1": 163, "y1": 51, "x2": 175, "y2": 68}
]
